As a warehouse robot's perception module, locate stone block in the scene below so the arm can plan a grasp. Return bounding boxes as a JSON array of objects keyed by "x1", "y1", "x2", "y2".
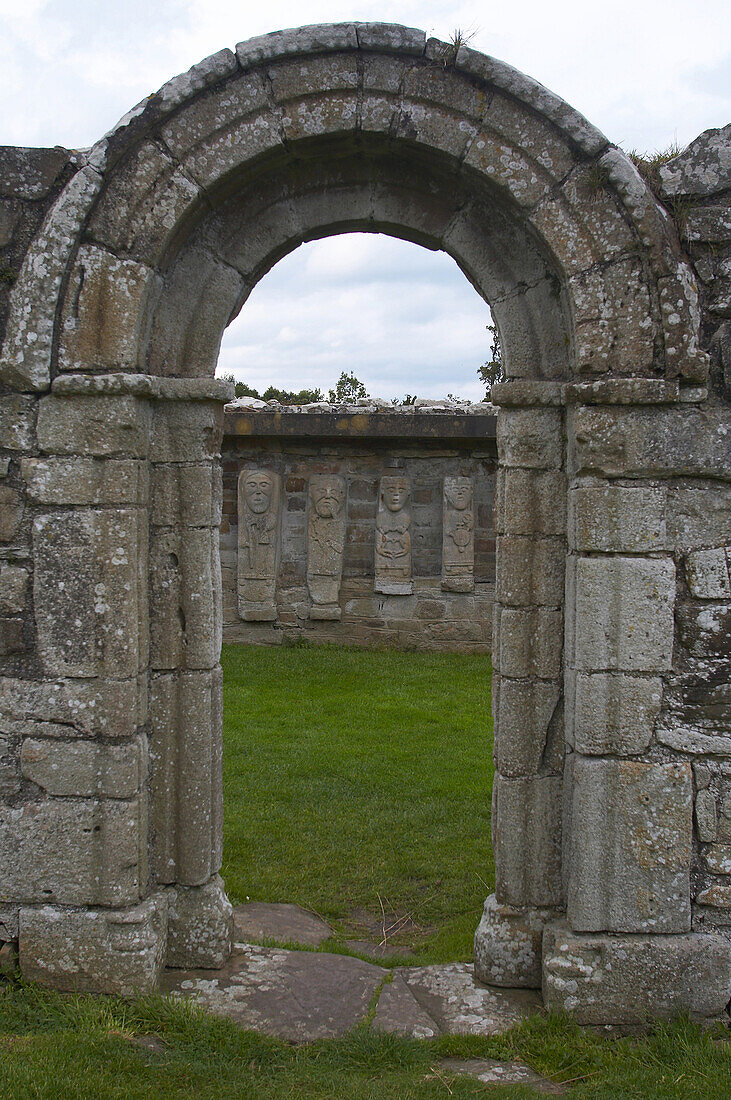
[
  {"x1": 22, "y1": 457, "x2": 148, "y2": 506},
  {"x1": 543, "y1": 920, "x2": 731, "y2": 1023},
  {"x1": 474, "y1": 894, "x2": 556, "y2": 988},
  {"x1": 569, "y1": 485, "x2": 668, "y2": 553},
  {"x1": 166, "y1": 874, "x2": 233, "y2": 968},
  {"x1": 570, "y1": 556, "x2": 675, "y2": 672},
  {"x1": 568, "y1": 758, "x2": 692, "y2": 933},
  {"x1": 569, "y1": 257, "x2": 656, "y2": 374},
  {"x1": 685, "y1": 547, "x2": 730, "y2": 599},
  {"x1": 0, "y1": 617, "x2": 25, "y2": 654},
  {"x1": 20, "y1": 736, "x2": 145, "y2": 798},
  {"x1": 567, "y1": 671, "x2": 662, "y2": 754},
  {"x1": 58, "y1": 245, "x2": 155, "y2": 372},
  {"x1": 494, "y1": 774, "x2": 563, "y2": 908},
  {"x1": 34, "y1": 509, "x2": 140, "y2": 678},
  {"x1": 19, "y1": 895, "x2": 167, "y2": 995},
  {"x1": 498, "y1": 607, "x2": 563, "y2": 679},
  {"x1": 496, "y1": 468, "x2": 566, "y2": 536},
  {"x1": 676, "y1": 601, "x2": 731, "y2": 659},
  {"x1": 496, "y1": 537, "x2": 564, "y2": 607},
  {"x1": 151, "y1": 463, "x2": 221, "y2": 527},
  {"x1": 37, "y1": 395, "x2": 150, "y2": 457},
  {"x1": 0, "y1": 484, "x2": 23, "y2": 541},
  {"x1": 695, "y1": 789, "x2": 718, "y2": 843},
  {"x1": 0, "y1": 394, "x2": 36, "y2": 450},
  {"x1": 149, "y1": 526, "x2": 220, "y2": 671},
  {"x1": 0, "y1": 565, "x2": 28, "y2": 614},
  {"x1": 496, "y1": 678, "x2": 562, "y2": 777},
  {"x1": 0, "y1": 796, "x2": 146, "y2": 906},
  {"x1": 496, "y1": 409, "x2": 563, "y2": 469},
  {"x1": 0, "y1": 675, "x2": 141, "y2": 740},
  {"x1": 668, "y1": 487, "x2": 731, "y2": 553},
  {"x1": 150, "y1": 401, "x2": 224, "y2": 463},
  {"x1": 704, "y1": 844, "x2": 731, "y2": 874}
]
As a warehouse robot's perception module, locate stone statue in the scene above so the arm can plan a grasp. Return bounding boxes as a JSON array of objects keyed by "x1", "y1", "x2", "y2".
[
  {"x1": 442, "y1": 476, "x2": 474, "y2": 592},
  {"x1": 237, "y1": 468, "x2": 281, "y2": 621},
  {"x1": 307, "y1": 474, "x2": 346, "y2": 620},
  {"x1": 375, "y1": 474, "x2": 413, "y2": 595}
]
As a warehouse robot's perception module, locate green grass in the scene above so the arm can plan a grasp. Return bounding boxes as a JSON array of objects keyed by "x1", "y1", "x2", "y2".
[
  {"x1": 1, "y1": 983, "x2": 728, "y2": 1099},
  {"x1": 221, "y1": 643, "x2": 494, "y2": 963}
]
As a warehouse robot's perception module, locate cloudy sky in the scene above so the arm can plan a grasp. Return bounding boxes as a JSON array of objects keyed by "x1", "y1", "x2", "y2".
[{"x1": 2, "y1": 1, "x2": 729, "y2": 400}]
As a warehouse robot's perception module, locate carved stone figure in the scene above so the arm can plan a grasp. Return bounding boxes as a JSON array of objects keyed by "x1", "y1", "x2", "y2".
[
  {"x1": 307, "y1": 474, "x2": 346, "y2": 620},
  {"x1": 375, "y1": 475, "x2": 412, "y2": 595},
  {"x1": 442, "y1": 476, "x2": 475, "y2": 592},
  {"x1": 237, "y1": 468, "x2": 281, "y2": 621}
]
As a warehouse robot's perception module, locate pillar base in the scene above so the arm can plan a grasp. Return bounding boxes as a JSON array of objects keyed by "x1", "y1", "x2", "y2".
[
  {"x1": 166, "y1": 874, "x2": 233, "y2": 968},
  {"x1": 474, "y1": 894, "x2": 557, "y2": 988},
  {"x1": 19, "y1": 894, "x2": 168, "y2": 995},
  {"x1": 543, "y1": 920, "x2": 731, "y2": 1024}
]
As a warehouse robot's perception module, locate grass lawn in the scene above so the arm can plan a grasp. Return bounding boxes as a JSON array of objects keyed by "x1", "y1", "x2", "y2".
[{"x1": 221, "y1": 642, "x2": 494, "y2": 963}]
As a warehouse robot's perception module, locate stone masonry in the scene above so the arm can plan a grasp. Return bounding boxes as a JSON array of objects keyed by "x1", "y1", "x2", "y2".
[{"x1": 0, "y1": 24, "x2": 729, "y2": 1024}]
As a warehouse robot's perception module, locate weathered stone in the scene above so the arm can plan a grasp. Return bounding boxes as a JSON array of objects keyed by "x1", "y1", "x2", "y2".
[
  {"x1": 0, "y1": 395, "x2": 36, "y2": 451},
  {"x1": 543, "y1": 921, "x2": 731, "y2": 1023},
  {"x1": 236, "y1": 23, "x2": 359, "y2": 68},
  {"x1": 372, "y1": 974, "x2": 439, "y2": 1039},
  {"x1": 569, "y1": 485, "x2": 667, "y2": 552},
  {"x1": 0, "y1": 565, "x2": 28, "y2": 614},
  {"x1": 496, "y1": 537, "x2": 564, "y2": 607},
  {"x1": 37, "y1": 395, "x2": 150, "y2": 457},
  {"x1": 497, "y1": 409, "x2": 563, "y2": 469},
  {"x1": 496, "y1": 468, "x2": 566, "y2": 536},
  {"x1": 494, "y1": 775, "x2": 563, "y2": 908},
  {"x1": 659, "y1": 124, "x2": 731, "y2": 197},
  {"x1": 19, "y1": 896, "x2": 167, "y2": 995},
  {"x1": 22, "y1": 457, "x2": 148, "y2": 506},
  {"x1": 568, "y1": 758, "x2": 692, "y2": 933},
  {"x1": 657, "y1": 722, "x2": 731, "y2": 756},
  {"x1": 233, "y1": 902, "x2": 333, "y2": 947},
  {"x1": 0, "y1": 485, "x2": 23, "y2": 541},
  {"x1": 496, "y1": 678, "x2": 562, "y2": 777},
  {"x1": 150, "y1": 400, "x2": 223, "y2": 463},
  {"x1": 307, "y1": 475, "x2": 346, "y2": 617},
  {"x1": 237, "y1": 469, "x2": 281, "y2": 620},
  {"x1": 167, "y1": 875, "x2": 233, "y2": 968},
  {"x1": 685, "y1": 547, "x2": 731, "y2": 599},
  {"x1": 396, "y1": 961, "x2": 541, "y2": 1035},
  {"x1": 669, "y1": 488, "x2": 731, "y2": 553},
  {"x1": 0, "y1": 796, "x2": 146, "y2": 905},
  {"x1": 474, "y1": 895, "x2": 556, "y2": 988},
  {"x1": 569, "y1": 556, "x2": 675, "y2": 672},
  {"x1": 355, "y1": 22, "x2": 425, "y2": 54},
  {"x1": 375, "y1": 475, "x2": 413, "y2": 594},
  {"x1": 704, "y1": 843, "x2": 731, "y2": 874},
  {"x1": 567, "y1": 671, "x2": 662, "y2": 754},
  {"x1": 498, "y1": 607, "x2": 563, "y2": 679},
  {"x1": 20, "y1": 736, "x2": 145, "y2": 798},
  {"x1": 695, "y1": 789, "x2": 718, "y2": 843},
  {"x1": 676, "y1": 601, "x2": 731, "y2": 659},
  {"x1": 151, "y1": 464, "x2": 220, "y2": 527},
  {"x1": 438, "y1": 1057, "x2": 564, "y2": 1094},
  {"x1": 442, "y1": 476, "x2": 475, "y2": 592},
  {"x1": 0, "y1": 675, "x2": 142, "y2": 740}
]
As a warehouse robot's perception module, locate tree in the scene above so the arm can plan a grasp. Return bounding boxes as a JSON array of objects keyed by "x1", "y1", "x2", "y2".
[
  {"x1": 328, "y1": 371, "x2": 369, "y2": 404},
  {"x1": 477, "y1": 324, "x2": 503, "y2": 396},
  {"x1": 217, "y1": 372, "x2": 323, "y2": 404}
]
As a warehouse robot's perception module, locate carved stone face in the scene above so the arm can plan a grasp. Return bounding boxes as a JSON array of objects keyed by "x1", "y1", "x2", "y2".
[
  {"x1": 382, "y1": 478, "x2": 408, "y2": 513},
  {"x1": 445, "y1": 479, "x2": 472, "y2": 511},
  {"x1": 312, "y1": 481, "x2": 344, "y2": 518},
  {"x1": 244, "y1": 471, "x2": 274, "y2": 514}
]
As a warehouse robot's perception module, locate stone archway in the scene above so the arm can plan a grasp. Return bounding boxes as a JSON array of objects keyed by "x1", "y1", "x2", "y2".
[{"x1": 2, "y1": 24, "x2": 729, "y2": 1022}]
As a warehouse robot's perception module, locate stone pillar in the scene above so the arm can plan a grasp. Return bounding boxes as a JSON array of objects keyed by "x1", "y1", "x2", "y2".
[
  {"x1": 474, "y1": 382, "x2": 566, "y2": 988},
  {"x1": 540, "y1": 383, "x2": 731, "y2": 1023}
]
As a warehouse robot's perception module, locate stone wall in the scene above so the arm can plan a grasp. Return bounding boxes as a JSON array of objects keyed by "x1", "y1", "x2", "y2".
[{"x1": 220, "y1": 402, "x2": 497, "y2": 650}]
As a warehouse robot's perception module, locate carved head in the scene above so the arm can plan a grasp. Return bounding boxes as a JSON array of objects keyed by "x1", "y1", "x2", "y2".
[
  {"x1": 445, "y1": 477, "x2": 473, "y2": 511},
  {"x1": 244, "y1": 470, "x2": 274, "y2": 514},
  {"x1": 311, "y1": 476, "x2": 345, "y2": 518},
  {"x1": 381, "y1": 476, "x2": 409, "y2": 513}
]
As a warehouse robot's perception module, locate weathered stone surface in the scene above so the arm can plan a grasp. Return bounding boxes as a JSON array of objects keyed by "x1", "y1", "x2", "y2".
[
  {"x1": 568, "y1": 758, "x2": 692, "y2": 933},
  {"x1": 704, "y1": 843, "x2": 731, "y2": 874},
  {"x1": 0, "y1": 394, "x2": 36, "y2": 451},
  {"x1": 659, "y1": 124, "x2": 731, "y2": 197},
  {"x1": 439, "y1": 1058, "x2": 564, "y2": 1094},
  {"x1": 20, "y1": 736, "x2": 144, "y2": 798},
  {"x1": 567, "y1": 671, "x2": 662, "y2": 754},
  {"x1": 0, "y1": 565, "x2": 27, "y2": 614},
  {"x1": 0, "y1": 796, "x2": 146, "y2": 905},
  {"x1": 695, "y1": 789, "x2": 718, "y2": 842},
  {"x1": 676, "y1": 601, "x2": 731, "y2": 659},
  {"x1": 657, "y1": 722, "x2": 731, "y2": 756},
  {"x1": 233, "y1": 902, "x2": 333, "y2": 947},
  {"x1": 237, "y1": 468, "x2": 281, "y2": 620},
  {"x1": 22, "y1": 457, "x2": 148, "y2": 506},
  {"x1": 497, "y1": 409, "x2": 563, "y2": 469},
  {"x1": 151, "y1": 463, "x2": 220, "y2": 527},
  {"x1": 167, "y1": 875, "x2": 233, "y2": 968},
  {"x1": 0, "y1": 484, "x2": 23, "y2": 541},
  {"x1": 37, "y1": 395, "x2": 150, "y2": 457},
  {"x1": 494, "y1": 775, "x2": 563, "y2": 908},
  {"x1": 372, "y1": 974, "x2": 439, "y2": 1038},
  {"x1": 496, "y1": 537, "x2": 564, "y2": 607},
  {"x1": 496, "y1": 678, "x2": 562, "y2": 776},
  {"x1": 569, "y1": 556, "x2": 675, "y2": 672},
  {"x1": 569, "y1": 485, "x2": 667, "y2": 553},
  {"x1": 34, "y1": 509, "x2": 140, "y2": 678},
  {"x1": 355, "y1": 22, "x2": 425, "y2": 54},
  {"x1": 20, "y1": 896, "x2": 167, "y2": 995},
  {"x1": 395, "y1": 962, "x2": 541, "y2": 1035},
  {"x1": 496, "y1": 468, "x2": 566, "y2": 536},
  {"x1": 375, "y1": 475, "x2": 413, "y2": 594},
  {"x1": 307, "y1": 474, "x2": 346, "y2": 617},
  {"x1": 150, "y1": 525, "x2": 220, "y2": 670},
  {"x1": 442, "y1": 476, "x2": 475, "y2": 592},
  {"x1": 543, "y1": 921, "x2": 731, "y2": 1023},
  {"x1": 498, "y1": 607, "x2": 563, "y2": 679},
  {"x1": 236, "y1": 23, "x2": 359, "y2": 68},
  {"x1": 0, "y1": 675, "x2": 142, "y2": 740},
  {"x1": 685, "y1": 547, "x2": 731, "y2": 599},
  {"x1": 474, "y1": 895, "x2": 556, "y2": 988},
  {"x1": 163, "y1": 943, "x2": 385, "y2": 1041},
  {"x1": 150, "y1": 400, "x2": 223, "y2": 463}
]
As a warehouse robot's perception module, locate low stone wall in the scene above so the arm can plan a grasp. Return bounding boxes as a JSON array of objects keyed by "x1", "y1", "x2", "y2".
[{"x1": 221, "y1": 403, "x2": 497, "y2": 651}]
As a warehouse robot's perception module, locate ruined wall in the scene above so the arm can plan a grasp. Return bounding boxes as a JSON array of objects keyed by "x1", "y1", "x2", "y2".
[{"x1": 220, "y1": 402, "x2": 497, "y2": 651}]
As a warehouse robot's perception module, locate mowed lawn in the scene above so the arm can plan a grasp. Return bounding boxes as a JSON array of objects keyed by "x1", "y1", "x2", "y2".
[{"x1": 221, "y1": 643, "x2": 494, "y2": 962}]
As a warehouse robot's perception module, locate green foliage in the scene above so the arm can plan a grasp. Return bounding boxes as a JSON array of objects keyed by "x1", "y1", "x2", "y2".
[
  {"x1": 435, "y1": 28, "x2": 477, "y2": 68},
  {"x1": 477, "y1": 323, "x2": 503, "y2": 395},
  {"x1": 221, "y1": 644, "x2": 494, "y2": 964},
  {"x1": 217, "y1": 372, "x2": 323, "y2": 404},
  {"x1": 628, "y1": 144, "x2": 681, "y2": 198},
  {"x1": 328, "y1": 370, "x2": 369, "y2": 404}
]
